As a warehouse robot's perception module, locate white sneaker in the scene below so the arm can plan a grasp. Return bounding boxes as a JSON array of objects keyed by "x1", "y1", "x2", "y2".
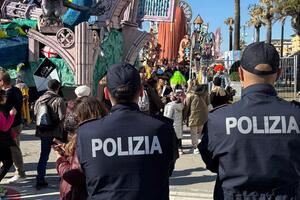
[
  {"x1": 193, "y1": 148, "x2": 199, "y2": 154},
  {"x1": 6, "y1": 175, "x2": 26, "y2": 183}
]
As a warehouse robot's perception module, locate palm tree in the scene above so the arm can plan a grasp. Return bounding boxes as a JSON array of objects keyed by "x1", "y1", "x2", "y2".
[
  {"x1": 247, "y1": 4, "x2": 265, "y2": 42},
  {"x1": 275, "y1": 10, "x2": 287, "y2": 57},
  {"x1": 234, "y1": 0, "x2": 240, "y2": 50},
  {"x1": 260, "y1": 0, "x2": 276, "y2": 44},
  {"x1": 224, "y1": 17, "x2": 234, "y2": 51},
  {"x1": 273, "y1": 0, "x2": 300, "y2": 37}
]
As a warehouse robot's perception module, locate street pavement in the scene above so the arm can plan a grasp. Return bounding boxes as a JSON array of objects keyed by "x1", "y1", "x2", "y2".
[{"x1": 1, "y1": 126, "x2": 216, "y2": 200}]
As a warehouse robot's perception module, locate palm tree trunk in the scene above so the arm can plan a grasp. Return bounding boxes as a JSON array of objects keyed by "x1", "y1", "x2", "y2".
[
  {"x1": 255, "y1": 26, "x2": 260, "y2": 42},
  {"x1": 280, "y1": 18, "x2": 285, "y2": 57},
  {"x1": 234, "y1": 0, "x2": 240, "y2": 50},
  {"x1": 266, "y1": 20, "x2": 272, "y2": 43},
  {"x1": 229, "y1": 27, "x2": 233, "y2": 51},
  {"x1": 292, "y1": 15, "x2": 300, "y2": 37}
]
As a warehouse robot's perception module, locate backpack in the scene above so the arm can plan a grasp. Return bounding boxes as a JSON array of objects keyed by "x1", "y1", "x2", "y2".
[
  {"x1": 138, "y1": 90, "x2": 150, "y2": 112},
  {"x1": 36, "y1": 98, "x2": 58, "y2": 130}
]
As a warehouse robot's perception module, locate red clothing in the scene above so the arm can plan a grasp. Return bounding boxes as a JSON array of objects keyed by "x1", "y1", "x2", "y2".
[
  {"x1": 0, "y1": 112, "x2": 16, "y2": 139},
  {"x1": 0, "y1": 112, "x2": 15, "y2": 132},
  {"x1": 56, "y1": 152, "x2": 87, "y2": 200}
]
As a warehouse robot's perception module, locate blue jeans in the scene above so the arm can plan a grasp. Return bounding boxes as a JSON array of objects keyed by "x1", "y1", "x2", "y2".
[{"x1": 36, "y1": 137, "x2": 53, "y2": 183}]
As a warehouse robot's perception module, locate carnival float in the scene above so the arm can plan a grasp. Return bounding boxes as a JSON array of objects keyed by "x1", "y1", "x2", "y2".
[{"x1": 0, "y1": 0, "x2": 229, "y2": 100}]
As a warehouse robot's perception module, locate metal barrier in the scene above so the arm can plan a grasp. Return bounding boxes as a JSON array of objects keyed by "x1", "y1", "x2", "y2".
[{"x1": 275, "y1": 56, "x2": 299, "y2": 101}]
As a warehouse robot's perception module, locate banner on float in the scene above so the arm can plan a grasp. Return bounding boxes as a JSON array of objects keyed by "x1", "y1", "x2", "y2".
[
  {"x1": 137, "y1": 0, "x2": 176, "y2": 22},
  {"x1": 33, "y1": 58, "x2": 60, "y2": 92}
]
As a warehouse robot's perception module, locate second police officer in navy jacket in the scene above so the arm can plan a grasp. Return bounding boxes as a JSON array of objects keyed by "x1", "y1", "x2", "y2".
[
  {"x1": 199, "y1": 42, "x2": 300, "y2": 199},
  {"x1": 76, "y1": 63, "x2": 179, "y2": 200}
]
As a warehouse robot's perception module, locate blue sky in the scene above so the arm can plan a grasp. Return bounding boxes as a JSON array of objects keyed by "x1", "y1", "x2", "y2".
[
  {"x1": 143, "y1": 0, "x2": 295, "y2": 53},
  {"x1": 187, "y1": 0, "x2": 294, "y2": 52}
]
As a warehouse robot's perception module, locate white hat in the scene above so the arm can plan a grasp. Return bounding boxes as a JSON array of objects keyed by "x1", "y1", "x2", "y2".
[{"x1": 75, "y1": 85, "x2": 91, "y2": 97}]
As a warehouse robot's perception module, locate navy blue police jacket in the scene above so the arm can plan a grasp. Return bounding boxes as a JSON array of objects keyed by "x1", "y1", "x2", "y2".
[
  {"x1": 199, "y1": 84, "x2": 300, "y2": 199},
  {"x1": 76, "y1": 103, "x2": 178, "y2": 200}
]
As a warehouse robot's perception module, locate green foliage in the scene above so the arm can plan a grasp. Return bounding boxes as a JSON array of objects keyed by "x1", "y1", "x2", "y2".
[
  {"x1": 272, "y1": 0, "x2": 300, "y2": 35},
  {"x1": 230, "y1": 72, "x2": 240, "y2": 82}
]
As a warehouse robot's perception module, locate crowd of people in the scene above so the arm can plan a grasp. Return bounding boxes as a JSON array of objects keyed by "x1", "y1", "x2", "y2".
[{"x1": 0, "y1": 42, "x2": 299, "y2": 200}]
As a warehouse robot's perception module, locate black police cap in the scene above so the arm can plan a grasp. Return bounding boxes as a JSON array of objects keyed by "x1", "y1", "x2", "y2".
[
  {"x1": 241, "y1": 42, "x2": 280, "y2": 75},
  {"x1": 107, "y1": 63, "x2": 141, "y2": 97}
]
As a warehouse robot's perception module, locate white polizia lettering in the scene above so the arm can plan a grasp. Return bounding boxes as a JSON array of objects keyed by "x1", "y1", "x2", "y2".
[
  {"x1": 225, "y1": 116, "x2": 300, "y2": 135},
  {"x1": 91, "y1": 136, "x2": 163, "y2": 157},
  {"x1": 92, "y1": 139, "x2": 102, "y2": 158}
]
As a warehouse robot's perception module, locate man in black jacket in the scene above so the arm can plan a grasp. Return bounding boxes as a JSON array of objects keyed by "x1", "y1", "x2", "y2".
[
  {"x1": 199, "y1": 42, "x2": 300, "y2": 199},
  {"x1": 77, "y1": 63, "x2": 178, "y2": 200},
  {"x1": 0, "y1": 71, "x2": 26, "y2": 183}
]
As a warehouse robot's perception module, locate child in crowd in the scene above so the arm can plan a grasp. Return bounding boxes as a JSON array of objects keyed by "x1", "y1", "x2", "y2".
[{"x1": 164, "y1": 92, "x2": 184, "y2": 155}]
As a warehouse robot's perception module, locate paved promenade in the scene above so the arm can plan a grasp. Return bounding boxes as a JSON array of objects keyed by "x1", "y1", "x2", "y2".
[{"x1": 1, "y1": 127, "x2": 216, "y2": 200}]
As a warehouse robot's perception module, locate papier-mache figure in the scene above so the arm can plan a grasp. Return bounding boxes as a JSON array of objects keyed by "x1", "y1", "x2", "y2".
[
  {"x1": 40, "y1": 0, "x2": 110, "y2": 27},
  {"x1": 178, "y1": 35, "x2": 190, "y2": 63}
]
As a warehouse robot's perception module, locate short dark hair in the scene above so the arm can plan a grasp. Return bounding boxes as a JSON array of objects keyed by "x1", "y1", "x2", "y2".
[
  {"x1": 48, "y1": 79, "x2": 61, "y2": 92},
  {"x1": 213, "y1": 77, "x2": 222, "y2": 86},
  {"x1": 0, "y1": 71, "x2": 11, "y2": 85},
  {"x1": 112, "y1": 85, "x2": 140, "y2": 104}
]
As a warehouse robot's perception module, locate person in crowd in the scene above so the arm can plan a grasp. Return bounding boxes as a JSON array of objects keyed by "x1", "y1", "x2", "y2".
[
  {"x1": 156, "y1": 78, "x2": 171, "y2": 98},
  {"x1": 184, "y1": 84, "x2": 209, "y2": 154},
  {"x1": 199, "y1": 42, "x2": 300, "y2": 199},
  {"x1": 164, "y1": 92, "x2": 184, "y2": 155},
  {"x1": 138, "y1": 72, "x2": 151, "y2": 114},
  {"x1": 34, "y1": 79, "x2": 66, "y2": 190},
  {"x1": 76, "y1": 63, "x2": 178, "y2": 199},
  {"x1": 74, "y1": 85, "x2": 91, "y2": 98},
  {"x1": 210, "y1": 76, "x2": 229, "y2": 108},
  {"x1": 214, "y1": 69, "x2": 230, "y2": 89},
  {"x1": 0, "y1": 90, "x2": 17, "y2": 183},
  {"x1": 98, "y1": 76, "x2": 112, "y2": 111},
  {"x1": 15, "y1": 76, "x2": 31, "y2": 126},
  {"x1": 0, "y1": 71, "x2": 26, "y2": 183},
  {"x1": 64, "y1": 85, "x2": 92, "y2": 142},
  {"x1": 54, "y1": 96, "x2": 107, "y2": 200},
  {"x1": 175, "y1": 87, "x2": 186, "y2": 104},
  {"x1": 143, "y1": 77, "x2": 164, "y2": 115}
]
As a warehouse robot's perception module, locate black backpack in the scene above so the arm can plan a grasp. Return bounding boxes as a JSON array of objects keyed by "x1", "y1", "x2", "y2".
[{"x1": 36, "y1": 98, "x2": 58, "y2": 130}]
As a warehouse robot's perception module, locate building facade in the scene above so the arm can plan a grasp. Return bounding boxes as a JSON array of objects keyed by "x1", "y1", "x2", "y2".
[
  {"x1": 271, "y1": 39, "x2": 292, "y2": 57},
  {"x1": 291, "y1": 34, "x2": 300, "y2": 55}
]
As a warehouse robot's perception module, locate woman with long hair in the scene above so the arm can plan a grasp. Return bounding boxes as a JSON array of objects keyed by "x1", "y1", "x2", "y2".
[{"x1": 54, "y1": 96, "x2": 107, "y2": 200}]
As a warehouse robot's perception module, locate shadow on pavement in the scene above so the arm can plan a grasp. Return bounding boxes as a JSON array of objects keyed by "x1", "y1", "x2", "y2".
[
  {"x1": 20, "y1": 133, "x2": 39, "y2": 142},
  {"x1": 2, "y1": 174, "x2": 60, "y2": 200},
  {"x1": 170, "y1": 175, "x2": 216, "y2": 186},
  {"x1": 8, "y1": 162, "x2": 56, "y2": 174},
  {"x1": 23, "y1": 162, "x2": 56, "y2": 172},
  {"x1": 172, "y1": 167, "x2": 206, "y2": 177}
]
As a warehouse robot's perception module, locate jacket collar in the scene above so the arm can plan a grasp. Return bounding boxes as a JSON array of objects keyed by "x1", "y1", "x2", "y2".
[
  {"x1": 242, "y1": 84, "x2": 277, "y2": 98},
  {"x1": 110, "y1": 103, "x2": 140, "y2": 113}
]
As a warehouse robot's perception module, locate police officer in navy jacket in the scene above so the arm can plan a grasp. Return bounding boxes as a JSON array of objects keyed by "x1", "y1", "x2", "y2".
[
  {"x1": 199, "y1": 42, "x2": 300, "y2": 199},
  {"x1": 76, "y1": 63, "x2": 178, "y2": 200}
]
